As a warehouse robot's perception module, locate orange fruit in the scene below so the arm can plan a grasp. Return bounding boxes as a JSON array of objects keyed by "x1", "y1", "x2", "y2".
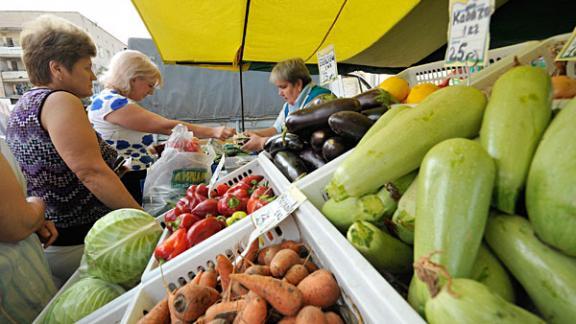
[
  {"x1": 378, "y1": 76, "x2": 410, "y2": 102},
  {"x1": 405, "y1": 83, "x2": 439, "y2": 104}
]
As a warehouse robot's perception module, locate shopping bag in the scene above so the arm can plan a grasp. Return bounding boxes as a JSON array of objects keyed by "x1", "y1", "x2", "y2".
[{"x1": 142, "y1": 124, "x2": 214, "y2": 216}]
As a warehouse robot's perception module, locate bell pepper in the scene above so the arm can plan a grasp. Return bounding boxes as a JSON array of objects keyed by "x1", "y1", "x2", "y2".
[
  {"x1": 240, "y1": 175, "x2": 264, "y2": 187},
  {"x1": 196, "y1": 184, "x2": 209, "y2": 197},
  {"x1": 175, "y1": 197, "x2": 191, "y2": 215},
  {"x1": 247, "y1": 185, "x2": 275, "y2": 214},
  {"x1": 154, "y1": 228, "x2": 188, "y2": 262},
  {"x1": 226, "y1": 211, "x2": 248, "y2": 226},
  {"x1": 210, "y1": 183, "x2": 230, "y2": 198},
  {"x1": 217, "y1": 193, "x2": 247, "y2": 216},
  {"x1": 191, "y1": 198, "x2": 219, "y2": 218},
  {"x1": 186, "y1": 216, "x2": 225, "y2": 247},
  {"x1": 178, "y1": 212, "x2": 202, "y2": 230}
]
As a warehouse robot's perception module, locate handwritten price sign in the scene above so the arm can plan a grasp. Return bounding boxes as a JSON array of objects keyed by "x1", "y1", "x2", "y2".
[
  {"x1": 317, "y1": 45, "x2": 338, "y2": 86},
  {"x1": 445, "y1": 0, "x2": 494, "y2": 67}
]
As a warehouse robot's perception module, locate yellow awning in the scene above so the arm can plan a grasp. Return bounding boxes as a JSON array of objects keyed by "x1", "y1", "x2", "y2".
[{"x1": 132, "y1": 0, "x2": 422, "y2": 68}]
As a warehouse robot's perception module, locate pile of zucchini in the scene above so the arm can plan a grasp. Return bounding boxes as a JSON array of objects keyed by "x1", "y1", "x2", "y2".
[
  {"x1": 265, "y1": 88, "x2": 396, "y2": 182},
  {"x1": 319, "y1": 66, "x2": 576, "y2": 324}
]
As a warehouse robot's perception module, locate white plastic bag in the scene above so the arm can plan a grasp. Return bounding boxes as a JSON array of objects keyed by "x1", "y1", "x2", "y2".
[{"x1": 142, "y1": 124, "x2": 214, "y2": 216}]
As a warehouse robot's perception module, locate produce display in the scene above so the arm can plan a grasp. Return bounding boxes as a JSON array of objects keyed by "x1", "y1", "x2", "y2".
[
  {"x1": 154, "y1": 175, "x2": 276, "y2": 263},
  {"x1": 136, "y1": 240, "x2": 348, "y2": 323}
]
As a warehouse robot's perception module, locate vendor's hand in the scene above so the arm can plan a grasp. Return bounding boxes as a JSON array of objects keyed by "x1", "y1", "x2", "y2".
[
  {"x1": 36, "y1": 220, "x2": 58, "y2": 249},
  {"x1": 213, "y1": 126, "x2": 237, "y2": 140},
  {"x1": 241, "y1": 135, "x2": 267, "y2": 152}
]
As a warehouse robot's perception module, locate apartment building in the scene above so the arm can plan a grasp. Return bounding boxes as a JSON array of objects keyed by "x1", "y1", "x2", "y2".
[{"x1": 0, "y1": 11, "x2": 126, "y2": 103}]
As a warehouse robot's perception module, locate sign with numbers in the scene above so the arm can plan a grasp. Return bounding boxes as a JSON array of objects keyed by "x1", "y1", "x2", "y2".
[
  {"x1": 317, "y1": 44, "x2": 338, "y2": 86},
  {"x1": 556, "y1": 27, "x2": 576, "y2": 61},
  {"x1": 445, "y1": 0, "x2": 494, "y2": 67}
]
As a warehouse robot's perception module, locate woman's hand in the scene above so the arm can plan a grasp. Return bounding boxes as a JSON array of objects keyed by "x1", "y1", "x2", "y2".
[
  {"x1": 212, "y1": 126, "x2": 236, "y2": 140},
  {"x1": 36, "y1": 220, "x2": 58, "y2": 249},
  {"x1": 241, "y1": 134, "x2": 268, "y2": 152}
]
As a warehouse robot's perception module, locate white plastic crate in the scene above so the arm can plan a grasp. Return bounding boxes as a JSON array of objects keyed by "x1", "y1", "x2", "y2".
[
  {"x1": 140, "y1": 153, "x2": 291, "y2": 282},
  {"x1": 121, "y1": 197, "x2": 425, "y2": 324},
  {"x1": 33, "y1": 270, "x2": 138, "y2": 324},
  {"x1": 397, "y1": 40, "x2": 540, "y2": 87}
]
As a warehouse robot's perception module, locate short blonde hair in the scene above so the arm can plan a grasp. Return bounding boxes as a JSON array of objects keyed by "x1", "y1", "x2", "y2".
[
  {"x1": 102, "y1": 50, "x2": 163, "y2": 95},
  {"x1": 20, "y1": 15, "x2": 96, "y2": 85},
  {"x1": 270, "y1": 58, "x2": 312, "y2": 86}
]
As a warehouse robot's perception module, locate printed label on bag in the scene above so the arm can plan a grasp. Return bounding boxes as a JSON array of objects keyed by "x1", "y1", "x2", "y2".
[
  {"x1": 445, "y1": 0, "x2": 494, "y2": 67},
  {"x1": 171, "y1": 168, "x2": 209, "y2": 189}
]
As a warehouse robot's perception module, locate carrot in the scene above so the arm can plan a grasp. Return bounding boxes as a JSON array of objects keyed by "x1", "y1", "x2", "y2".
[
  {"x1": 280, "y1": 240, "x2": 306, "y2": 255},
  {"x1": 238, "y1": 240, "x2": 260, "y2": 272},
  {"x1": 229, "y1": 281, "x2": 249, "y2": 299},
  {"x1": 257, "y1": 245, "x2": 281, "y2": 265},
  {"x1": 204, "y1": 299, "x2": 246, "y2": 322},
  {"x1": 244, "y1": 265, "x2": 271, "y2": 276},
  {"x1": 230, "y1": 273, "x2": 303, "y2": 316},
  {"x1": 297, "y1": 269, "x2": 340, "y2": 308},
  {"x1": 137, "y1": 298, "x2": 170, "y2": 324},
  {"x1": 199, "y1": 265, "x2": 218, "y2": 289},
  {"x1": 300, "y1": 258, "x2": 319, "y2": 273},
  {"x1": 278, "y1": 316, "x2": 297, "y2": 324},
  {"x1": 168, "y1": 283, "x2": 220, "y2": 322},
  {"x1": 206, "y1": 319, "x2": 229, "y2": 324},
  {"x1": 233, "y1": 291, "x2": 267, "y2": 324},
  {"x1": 270, "y1": 249, "x2": 301, "y2": 278},
  {"x1": 192, "y1": 270, "x2": 204, "y2": 285},
  {"x1": 295, "y1": 305, "x2": 327, "y2": 324},
  {"x1": 283, "y1": 264, "x2": 309, "y2": 286},
  {"x1": 216, "y1": 254, "x2": 234, "y2": 292},
  {"x1": 325, "y1": 311, "x2": 344, "y2": 324}
]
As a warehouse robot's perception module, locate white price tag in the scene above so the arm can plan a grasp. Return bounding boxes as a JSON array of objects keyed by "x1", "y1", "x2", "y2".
[
  {"x1": 317, "y1": 44, "x2": 338, "y2": 86},
  {"x1": 556, "y1": 27, "x2": 576, "y2": 61},
  {"x1": 207, "y1": 154, "x2": 225, "y2": 198},
  {"x1": 246, "y1": 186, "x2": 306, "y2": 245},
  {"x1": 445, "y1": 0, "x2": 494, "y2": 67}
]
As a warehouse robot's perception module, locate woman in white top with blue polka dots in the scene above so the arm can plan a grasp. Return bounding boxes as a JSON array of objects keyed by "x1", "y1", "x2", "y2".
[{"x1": 88, "y1": 50, "x2": 236, "y2": 203}]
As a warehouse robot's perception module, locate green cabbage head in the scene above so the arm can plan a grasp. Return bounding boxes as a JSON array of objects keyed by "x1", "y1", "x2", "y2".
[
  {"x1": 43, "y1": 277, "x2": 124, "y2": 324},
  {"x1": 84, "y1": 208, "x2": 162, "y2": 287}
]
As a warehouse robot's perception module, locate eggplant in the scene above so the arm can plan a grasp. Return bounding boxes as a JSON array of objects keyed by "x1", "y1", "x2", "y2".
[
  {"x1": 298, "y1": 147, "x2": 326, "y2": 171},
  {"x1": 302, "y1": 93, "x2": 337, "y2": 109},
  {"x1": 353, "y1": 88, "x2": 397, "y2": 110},
  {"x1": 322, "y1": 137, "x2": 351, "y2": 162},
  {"x1": 285, "y1": 98, "x2": 361, "y2": 134},
  {"x1": 361, "y1": 106, "x2": 388, "y2": 121},
  {"x1": 310, "y1": 128, "x2": 335, "y2": 152},
  {"x1": 273, "y1": 151, "x2": 308, "y2": 182},
  {"x1": 328, "y1": 111, "x2": 374, "y2": 142},
  {"x1": 263, "y1": 133, "x2": 304, "y2": 155}
]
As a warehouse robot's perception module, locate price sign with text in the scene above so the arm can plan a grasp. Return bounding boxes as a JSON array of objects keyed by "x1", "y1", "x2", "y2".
[
  {"x1": 207, "y1": 154, "x2": 225, "y2": 198},
  {"x1": 556, "y1": 27, "x2": 576, "y2": 61},
  {"x1": 317, "y1": 44, "x2": 338, "y2": 86},
  {"x1": 445, "y1": 0, "x2": 494, "y2": 67}
]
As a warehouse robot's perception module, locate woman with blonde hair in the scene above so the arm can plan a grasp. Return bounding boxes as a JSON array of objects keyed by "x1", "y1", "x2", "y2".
[
  {"x1": 88, "y1": 50, "x2": 236, "y2": 203},
  {"x1": 6, "y1": 15, "x2": 141, "y2": 284}
]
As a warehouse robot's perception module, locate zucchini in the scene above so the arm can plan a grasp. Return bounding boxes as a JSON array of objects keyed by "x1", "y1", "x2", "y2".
[
  {"x1": 321, "y1": 194, "x2": 386, "y2": 232},
  {"x1": 425, "y1": 279, "x2": 543, "y2": 324},
  {"x1": 353, "y1": 88, "x2": 397, "y2": 109},
  {"x1": 485, "y1": 214, "x2": 576, "y2": 324},
  {"x1": 391, "y1": 176, "x2": 418, "y2": 245},
  {"x1": 526, "y1": 98, "x2": 576, "y2": 256},
  {"x1": 326, "y1": 86, "x2": 487, "y2": 201},
  {"x1": 286, "y1": 98, "x2": 361, "y2": 134},
  {"x1": 328, "y1": 111, "x2": 374, "y2": 142},
  {"x1": 471, "y1": 244, "x2": 515, "y2": 303},
  {"x1": 272, "y1": 151, "x2": 307, "y2": 182},
  {"x1": 357, "y1": 104, "x2": 410, "y2": 147},
  {"x1": 409, "y1": 138, "x2": 495, "y2": 314},
  {"x1": 347, "y1": 220, "x2": 412, "y2": 274},
  {"x1": 263, "y1": 133, "x2": 304, "y2": 155},
  {"x1": 480, "y1": 66, "x2": 552, "y2": 214},
  {"x1": 375, "y1": 171, "x2": 417, "y2": 222}
]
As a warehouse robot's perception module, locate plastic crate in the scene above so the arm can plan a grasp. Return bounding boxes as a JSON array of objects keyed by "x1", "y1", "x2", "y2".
[
  {"x1": 397, "y1": 40, "x2": 540, "y2": 87},
  {"x1": 33, "y1": 270, "x2": 138, "y2": 324},
  {"x1": 140, "y1": 153, "x2": 291, "y2": 282},
  {"x1": 121, "y1": 196, "x2": 425, "y2": 323}
]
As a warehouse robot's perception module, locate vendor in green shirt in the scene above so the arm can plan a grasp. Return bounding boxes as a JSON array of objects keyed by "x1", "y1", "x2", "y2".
[{"x1": 242, "y1": 58, "x2": 332, "y2": 152}]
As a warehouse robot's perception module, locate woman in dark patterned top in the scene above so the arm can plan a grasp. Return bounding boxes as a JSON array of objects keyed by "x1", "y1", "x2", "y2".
[{"x1": 5, "y1": 15, "x2": 141, "y2": 284}]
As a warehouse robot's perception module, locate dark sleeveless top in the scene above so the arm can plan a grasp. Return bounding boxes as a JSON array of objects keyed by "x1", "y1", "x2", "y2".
[{"x1": 6, "y1": 88, "x2": 117, "y2": 245}]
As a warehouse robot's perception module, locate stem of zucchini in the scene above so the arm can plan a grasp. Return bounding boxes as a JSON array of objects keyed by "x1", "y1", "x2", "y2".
[{"x1": 414, "y1": 251, "x2": 459, "y2": 298}]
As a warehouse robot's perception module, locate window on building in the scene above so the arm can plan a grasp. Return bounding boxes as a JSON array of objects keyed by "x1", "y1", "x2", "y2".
[
  {"x1": 5, "y1": 37, "x2": 14, "y2": 47},
  {"x1": 10, "y1": 60, "x2": 18, "y2": 71}
]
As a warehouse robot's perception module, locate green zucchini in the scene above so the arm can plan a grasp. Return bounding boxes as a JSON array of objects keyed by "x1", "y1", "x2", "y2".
[
  {"x1": 357, "y1": 105, "x2": 410, "y2": 147},
  {"x1": 471, "y1": 244, "x2": 515, "y2": 303},
  {"x1": 526, "y1": 97, "x2": 576, "y2": 256},
  {"x1": 321, "y1": 194, "x2": 386, "y2": 232},
  {"x1": 425, "y1": 279, "x2": 543, "y2": 324},
  {"x1": 391, "y1": 176, "x2": 418, "y2": 245},
  {"x1": 480, "y1": 66, "x2": 552, "y2": 214},
  {"x1": 409, "y1": 138, "x2": 495, "y2": 314},
  {"x1": 347, "y1": 220, "x2": 412, "y2": 274},
  {"x1": 326, "y1": 86, "x2": 487, "y2": 201},
  {"x1": 485, "y1": 214, "x2": 576, "y2": 324},
  {"x1": 375, "y1": 171, "x2": 417, "y2": 222}
]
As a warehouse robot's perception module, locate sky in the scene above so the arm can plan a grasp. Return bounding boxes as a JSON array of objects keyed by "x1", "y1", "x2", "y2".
[{"x1": 0, "y1": 0, "x2": 151, "y2": 44}]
